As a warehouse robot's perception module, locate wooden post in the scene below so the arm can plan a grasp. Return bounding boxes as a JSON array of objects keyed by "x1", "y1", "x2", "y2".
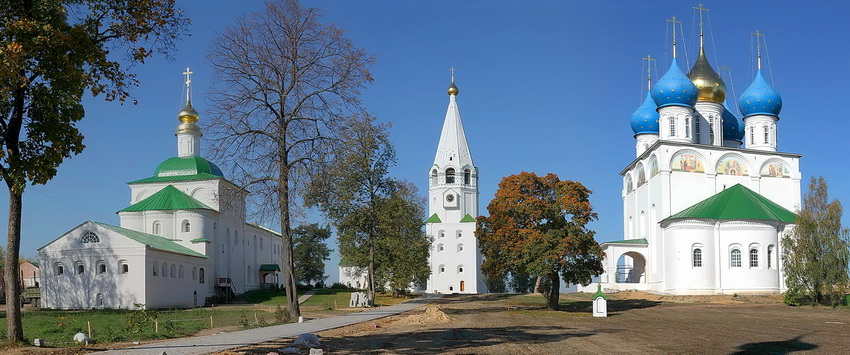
[
  {"x1": 210, "y1": 315, "x2": 213, "y2": 328},
  {"x1": 254, "y1": 313, "x2": 259, "y2": 324},
  {"x1": 87, "y1": 321, "x2": 92, "y2": 338},
  {"x1": 155, "y1": 319, "x2": 159, "y2": 333}
]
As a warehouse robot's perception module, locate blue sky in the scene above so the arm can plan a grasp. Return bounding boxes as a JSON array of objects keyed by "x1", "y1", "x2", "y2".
[{"x1": 2, "y1": 1, "x2": 847, "y2": 283}]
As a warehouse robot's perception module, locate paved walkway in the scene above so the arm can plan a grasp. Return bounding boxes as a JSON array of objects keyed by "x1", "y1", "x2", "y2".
[
  {"x1": 92, "y1": 293, "x2": 440, "y2": 355},
  {"x1": 297, "y1": 290, "x2": 316, "y2": 304}
]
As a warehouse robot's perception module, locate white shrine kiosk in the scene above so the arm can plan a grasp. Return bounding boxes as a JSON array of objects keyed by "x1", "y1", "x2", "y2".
[{"x1": 593, "y1": 284, "x2": 607, "y2": 318}]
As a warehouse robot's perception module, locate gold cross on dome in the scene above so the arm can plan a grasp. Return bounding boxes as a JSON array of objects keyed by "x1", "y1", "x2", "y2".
[
  {"x1": 642, "y1": 55, "x2": 656, "y2": 90},
  {"x1": 449, "y1": 67, "x2": 456, "y2": 82},
  {"x1": 183, "y1": 67, "x2": 193, "y2": 88}
]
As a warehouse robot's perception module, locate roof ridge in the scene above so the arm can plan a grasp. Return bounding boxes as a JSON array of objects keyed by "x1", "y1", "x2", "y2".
[{"x1": 118, "y1": 185, "x2": 214, "y2": 213}]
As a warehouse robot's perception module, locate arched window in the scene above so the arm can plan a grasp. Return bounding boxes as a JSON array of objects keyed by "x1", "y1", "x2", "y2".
[
  {"x1": 445, "y1": 168, "x2": 455, "y2": 184},
  {"x1": 693, "y1": 249, "x2": 702, "y2": 268},
  {"x1": 81, "y1": 231, "x2": 99, "y2": 243},
  {"x1": 153, "y1": 261, "x2": 159, "y2": 276},
  {"x1": 749, "y1": 126, "x2": 754, "y2": 145},
  {"x1": 199, "y1": 268, "x2": 205, "y2": 283},
  {"x1": 179, "y1": 265, "x2": 184, "y2": 279},
  {"x1": 685, "y1": 118, "x2": 691, "y2": 138},
  {"x1": 56, "y1": 263, "x2": 64, "y2": 275},
  {"x1": 182, "y1": 220, "x2": 191, "y2": 233},
  {"x1": 669, "y1": 116, "x2": 676, "y2": 137},
  {"x1": 708, "y1": 117, "x2": 715, "y2": 142},
  {"x1": 120, "y1": 260, "x2": 129, "y2": 274},
  {"x1": 170, "y1": 264, "x2": 176, "y2": 278},
  {"x1": 438, "y1": 264, "x2": 445, "y2": 274},
  {"x1": 431, "y1": 169, "x2": 437, "y2": 185},
  {"x1": 439, "y1": 231, "x2": 445, "y2": 239},
  {"x1": 750, "y1": 248, "x2": 759, "y2": 268},
  {"x1": 457, "y1": 244, "x2": 464, "y2": 252},
  {"x1": 763, "y1": 125, "x2": 769, "y2": 144},
  {"x1": 77, "y1": 264, "x2": 85, "y2": 275},
  {"x1": 695, "y1": 118, "x2": 701, "y2": 140},
  {"x1": 457, "y1": 265, "x2": 464, "y2": 273},
  {"x1": 438, "y1": 243, "x2": 444, "y2": 252},
  {"x1": 152, "y1": 221, "x2": 162, "y2": 235},
  {"x1": 97, "y1": 261, "x2": 107, "y2": 275},
  {"x1": 730, "y1": 249, "x2": 742, "y2": 268},
  {"x1": 192, "y1": 267, "x2": 198, "y2": 280},
  {"x1": 464, "y1": 169, "x2": 471, "y2": 185},
  {"x1": 161, "y1": 263, "x2": 167, "y2": 277},
  {"x1": 457, "y1": 231, "x2": 462, "y2": 239},
  {"x1": 96, "y1": 293, "x2": 103, "y2": 307},
  {"x1": 767, "y1": 245, "x2": 775, "y2": 269}
]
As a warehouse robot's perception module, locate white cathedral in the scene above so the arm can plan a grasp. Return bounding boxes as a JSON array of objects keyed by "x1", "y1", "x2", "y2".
[
  {"x1": 425, "y1": 77, "x2": 487, "y2": 294},
  {"x1": 37, "y1": 71, "x2": 285, "y2": 309},
  {"x1": 580, "y1": 21, "x2": 800, "y2": 295}
]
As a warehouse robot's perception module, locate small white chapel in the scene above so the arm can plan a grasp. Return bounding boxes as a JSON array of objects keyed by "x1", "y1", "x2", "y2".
[{"x1": 38, "y1": 70, "x2": 285, "y2": 309}]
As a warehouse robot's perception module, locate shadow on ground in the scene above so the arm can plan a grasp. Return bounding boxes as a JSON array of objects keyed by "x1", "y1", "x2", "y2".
[
  {"x1": 324, "y1": 325, "x2": 597, "y2": 354},
  {"x1": 731, "y1": 335, "x2": 818, "y2": 354}
]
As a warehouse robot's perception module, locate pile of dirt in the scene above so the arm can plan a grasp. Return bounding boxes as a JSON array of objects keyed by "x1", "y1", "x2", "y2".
[{"x1": 395, "y1": 305, "x2": 454, "y2": 325}]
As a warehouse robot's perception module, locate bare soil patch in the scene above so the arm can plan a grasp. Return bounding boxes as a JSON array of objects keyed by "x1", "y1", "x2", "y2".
[{"x1": 222, "y1": 292, "x2": 850, "y2": 354}]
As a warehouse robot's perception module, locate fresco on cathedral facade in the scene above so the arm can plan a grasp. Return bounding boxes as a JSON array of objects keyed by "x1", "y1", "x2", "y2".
[
  {"x1": 716, "y1": 156, "x2": 748, "y2": 176},
  {"x1": 671, "y1": 152, "x2": 704, "y2": 173},
  {"x1": 761, "y1": 161, "x2": 791, "y2": 178}
]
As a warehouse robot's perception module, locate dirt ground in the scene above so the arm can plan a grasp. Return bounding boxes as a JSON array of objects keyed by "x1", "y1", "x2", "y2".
[{"x1": 220, "y1": 292, "x2": 850, "y2": 354}]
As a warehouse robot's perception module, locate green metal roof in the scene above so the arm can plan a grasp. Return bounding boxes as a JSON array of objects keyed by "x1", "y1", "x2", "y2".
[
  {"x1": 592, "y1": 284, "x2": 607, "y2": 300},
  {"x1": 425, "y1": 213, "x2": 441, "y2": 223},
  {"x1": 95, "y1": 222, "x2": 208, "y2": 258},
  {"x1": 190, "y1": 238, "x2": 211, "y2": 243},
  {"x1": 128, "y1": 172, "x2": 223, "y2": 184},
  {"x1": 259, "y1": 264, "x2": 280, "y2": 272},
  {"x1": 604, "y1": 238, "x2": 648, "y2": 245},
  {"x1": 460, "y1": 214, "x2": 476, "y2": 223},
  {"x1": 154, "y1": 156, "x2": 224, "y2": 178},
  {"x1": 247, "y1": 223, "x2": 282, "y2": 238},
  {"x1": 119, "y1": 185, "x2": 215, "y2": 213},
  {"x1": 663, "y1": 184, "x2": 796, "y2": 223}
]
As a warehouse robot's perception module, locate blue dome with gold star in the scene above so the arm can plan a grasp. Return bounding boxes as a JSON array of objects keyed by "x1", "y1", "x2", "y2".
[
  {"x1": 722, "y1": 101, "x2": 744, "y2": 142},
  {"x1": 738, "y1": 70, "x2": 782, "y2": 118},
  {"x1": 631, "y1": 94, "x2": 659, "y2": 135},
  {"x1": 652, "y1": 59, "x2": 698, "y2": 108}
]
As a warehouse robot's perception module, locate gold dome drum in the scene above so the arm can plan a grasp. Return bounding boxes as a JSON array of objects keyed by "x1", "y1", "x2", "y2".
[{"x1": 687, "y1": 48, "x2": 727, "y2": 104}]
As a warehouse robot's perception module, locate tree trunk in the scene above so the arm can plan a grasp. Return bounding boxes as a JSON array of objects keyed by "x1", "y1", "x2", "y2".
[
  {"x1": 5, "y1": 190, "x2": 23, "y2": 342},
  {"x1": 367, "y1": 244, "x2": 375, "y2": 306},
  {"x1": 533, "y1": 275, "x2": 542, "y2": 294},
  {"x1": 546, "y1": 272, "x2": 560, "y2": 311},
  {"x1": 279, "y1": 155, "x2": 300, "y2": 318}
]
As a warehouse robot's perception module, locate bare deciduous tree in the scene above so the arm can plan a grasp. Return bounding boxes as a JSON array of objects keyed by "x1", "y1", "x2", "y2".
[{"x1": 206, "y1": 0, "x2": 373, "y2": 317}]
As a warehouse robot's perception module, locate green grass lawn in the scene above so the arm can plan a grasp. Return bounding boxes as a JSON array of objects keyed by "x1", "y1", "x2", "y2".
[{"x1": 1, "y1": 307, "x2": 287, "y2": 346}]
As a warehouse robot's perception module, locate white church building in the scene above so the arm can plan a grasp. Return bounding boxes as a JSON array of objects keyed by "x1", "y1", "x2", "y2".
[
  {"x1": 425, "y1": 75, "x2": 487, "y2": 294},
  {"x1": 581, "y1": 21, "x2": 799, "y2": 295},
  {"x1": 38, "y1": 71, "x2": 285, "y2": 309}
]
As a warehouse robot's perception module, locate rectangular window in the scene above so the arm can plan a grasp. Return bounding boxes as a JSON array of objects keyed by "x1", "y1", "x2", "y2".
[
  {"x1": 750, "y1": 249, "x2": 759, "y2": 268},
  {"x1": 669, "y1": 117, "x2": 676, "y2": 137}
]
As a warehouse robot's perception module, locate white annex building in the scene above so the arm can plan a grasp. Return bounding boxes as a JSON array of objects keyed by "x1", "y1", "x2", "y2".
[
  {"x1": 580, "y1": 19, "x2": 800, "y2": 295},
  {"x1": 38, "y1": 70, "x2": 285, "y2": 309},
  {"x1": 425, "y1": 75, "x2": 487, "y2": 294}
]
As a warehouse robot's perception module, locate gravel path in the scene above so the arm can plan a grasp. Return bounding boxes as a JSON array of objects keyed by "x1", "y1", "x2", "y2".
[{"x1": 90, "y1": 293, "x2": 440, "y2": 355}]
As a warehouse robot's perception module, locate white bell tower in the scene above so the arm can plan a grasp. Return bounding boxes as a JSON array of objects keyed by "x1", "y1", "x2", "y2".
[{"x1": 425, "y1": 69, "x2": 486, "y2": 294}]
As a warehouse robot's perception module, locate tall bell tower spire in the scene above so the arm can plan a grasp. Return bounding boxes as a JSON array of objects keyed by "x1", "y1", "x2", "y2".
[
  {"x1": 426, "y1": 68, "x2": 485, "y2": 294},
  {"x1": 176, "y1": 67, "x2": 202, "y2": 157}
]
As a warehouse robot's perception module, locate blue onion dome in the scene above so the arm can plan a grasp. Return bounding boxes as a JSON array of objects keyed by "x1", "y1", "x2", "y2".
[
  {"x1": 652, "y1": 59, "x2": 699, "y2": 108},
  {"x1": 738, "y1": 70, "x2": 782, "y2": 118},
  {"x1": 721, "y1": 101, "x2": 743, "y2": 141},
  {"x1": 631, "y1": 94, "x2": 659, "y2": 134}
]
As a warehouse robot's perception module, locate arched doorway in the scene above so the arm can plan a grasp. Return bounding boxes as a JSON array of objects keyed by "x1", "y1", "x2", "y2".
[
  {"x1": 460, "y1": 281, "x2": 465, "y2": 292},
  {"x1": 193, "y1": 291, "x2": 198, "y2": 307},
  {"x1": 616, "y1": 252, "x2": 647, "y2": 283}
]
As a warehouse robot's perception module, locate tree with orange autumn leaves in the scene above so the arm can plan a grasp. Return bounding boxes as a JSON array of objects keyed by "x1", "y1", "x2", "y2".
[{"x1": 476, "y1": 172, "x2": 604, "y2": 310}]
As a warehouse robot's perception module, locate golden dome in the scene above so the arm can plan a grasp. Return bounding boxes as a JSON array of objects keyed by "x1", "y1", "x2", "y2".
[
  {"x1": 687, "y1": 48, "x2": 727, "y2": 104},
  {"x1": 447, "y1": 82, "x2": 459, "y2": 96},
  {"x1": 178, "y1": 101, "x2": 200, "y2": 124}
]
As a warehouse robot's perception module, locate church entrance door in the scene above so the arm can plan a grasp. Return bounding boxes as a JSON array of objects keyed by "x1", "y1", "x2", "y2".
[{"x1": 460, "y1": 281, "x2": 465, "y2": 292}]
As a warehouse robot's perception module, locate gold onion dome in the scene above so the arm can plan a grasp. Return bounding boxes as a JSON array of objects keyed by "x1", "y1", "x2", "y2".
[
  {"x1": 178, "y1": 101, "x2": 200, "y2": 124},
  {"x1": 687, "y1": 48, "x2": 727, "y2": 103},
  {"x1": 447, "y1": 82, "x2": 459, "y2": 96}
]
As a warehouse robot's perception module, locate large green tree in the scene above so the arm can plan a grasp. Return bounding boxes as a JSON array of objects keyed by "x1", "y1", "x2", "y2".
[
  {"x1": 308, "y1": 116, "x2": 430, "y2": 303},
  {"x1": 292, "y1": 223, "x2": 332, "y2": 286},
  {"x1": 0, "y1": 0, "x2": 185, "y2": 341},
  {"x1": 782, "y1": 177, "x2": 850, "y2": 306},
  {"x1": 476, "y1": 172, "x2": 603, "y2": 310},
  {"x1": 206, "y1": 0, "x2": 373, "y2": 317}
]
